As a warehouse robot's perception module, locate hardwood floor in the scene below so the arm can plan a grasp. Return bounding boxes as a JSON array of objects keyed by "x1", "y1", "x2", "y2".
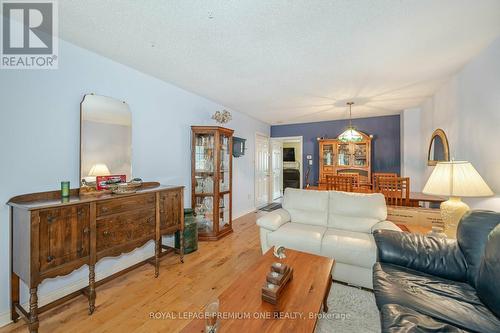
[{"x1": 1, "y1": 211, "x2": 266, "y2": 333}]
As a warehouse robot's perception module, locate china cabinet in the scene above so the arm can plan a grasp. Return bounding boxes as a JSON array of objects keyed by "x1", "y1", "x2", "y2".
[
  {"x1": 318, "y1": 133, "x2": 371, "y2": 183},
  {"x1": 191, "y1": 126, "x2": 234, "y2": 241}
]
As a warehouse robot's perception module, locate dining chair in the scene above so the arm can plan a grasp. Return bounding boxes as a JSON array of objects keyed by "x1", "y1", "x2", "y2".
[
  {"x1": 372, "y1": 172, "x2": 398, "y2": 191},
  {"x1": 336, "y1": 172, "x2": 360, "y2": 190},
  {"x1": 376, "y1": 177, "x2": 410, "y2": 206},
  {"x1": 326, "y1": 175, "x2": 353, "y2": 192}
]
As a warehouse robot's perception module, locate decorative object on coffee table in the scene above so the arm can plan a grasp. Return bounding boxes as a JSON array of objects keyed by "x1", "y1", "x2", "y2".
[
  {"x1": 273, "y1": 245, "x2": 286, "y2": 259},
  {"x1": 205, "y1": 299, "x2": 220, "y2": 333},
  {"x1": 261, "y1": 262, "x2": 294, "y2": 305}
]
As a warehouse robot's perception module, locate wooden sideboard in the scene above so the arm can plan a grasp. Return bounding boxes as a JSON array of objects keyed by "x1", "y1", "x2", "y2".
[{"x1": 8, "y1": 182, "x2": 184, "y2": 333}]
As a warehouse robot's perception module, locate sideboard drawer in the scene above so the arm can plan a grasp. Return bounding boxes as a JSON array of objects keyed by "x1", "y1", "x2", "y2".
[
  {"x1": 96, "y1": 193, "x2": 155, "y2": 217},
  {"x1": 96, "y1": 208, "x2": 155, "y2": 252}
]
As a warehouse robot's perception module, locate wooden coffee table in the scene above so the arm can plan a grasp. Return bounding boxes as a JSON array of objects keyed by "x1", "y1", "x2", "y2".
[{"x1": 181, "y1": 248, "x2": 334, "y2": 332}]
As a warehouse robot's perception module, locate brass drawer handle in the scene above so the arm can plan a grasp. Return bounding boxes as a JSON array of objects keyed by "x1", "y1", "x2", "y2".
[
  {"x1": 83, "y1": 227, "x2": 90, "y2": 234},
  {"x1": 101, "y1": 207, "x2": 109, "y2": 213},
  {"x1": 147, "y1": 217, "x2": 154, "y2": 225},
  {"x1": 47, "y1": 216, "x2": 55, "y2": 223},
  {"x1": 47, "y1": 255, "x2": 55, "y2": 262},
  {"x1": 103, "y1": 231, "x2": 110, "y2": 237}
]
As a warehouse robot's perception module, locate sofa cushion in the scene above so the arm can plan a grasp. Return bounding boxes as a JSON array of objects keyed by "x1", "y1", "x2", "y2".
[
  {"x1": 380, "y1": 304, "x2": 467, "y2": 333},
  {"x1": 457, "y1": 210, "x2": 500, "y2": 288},
  {"x1": 477, "y1": 223, "x2": 500, "y2": 318},
  {"x1": 373, "y1": 262, "x2": 500, "y2": 333},
  {"x1": 267, "y1": 223, "x2": 326, "y2": 255},
  {"x1": 328, "y1": 191, "x2": 387, "y2": 233},
  {"x1": 282, "y1": 188, "x2": 329, "y2": 226},
  {"x1": 320, "y1": 228, "x2": 376, "y2": 268}
]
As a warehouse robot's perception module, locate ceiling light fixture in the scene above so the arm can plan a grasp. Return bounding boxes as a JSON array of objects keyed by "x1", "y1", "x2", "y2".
[{"x1": 337, "y1": 102, "x2": 363, "y2": 143}]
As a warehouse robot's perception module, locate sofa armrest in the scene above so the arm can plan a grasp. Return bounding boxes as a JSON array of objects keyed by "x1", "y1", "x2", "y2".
[
  {"x1": 371, "y1": 220, "x2": 402, "y2": 233},
  {"x1": 373, "y1": 230, "x2": 467, "y2": 281},
  {"x1": 256, "y1": 209, "x2": 291, "y2": 231}
]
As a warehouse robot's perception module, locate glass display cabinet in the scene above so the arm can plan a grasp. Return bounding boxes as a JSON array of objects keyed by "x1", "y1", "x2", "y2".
[
  {"x1": 318, "y1": 132, "x2": 372, "y2": 184},
  {"x1": 191, "y1": 126, "x2": 234, "y2": 241}
]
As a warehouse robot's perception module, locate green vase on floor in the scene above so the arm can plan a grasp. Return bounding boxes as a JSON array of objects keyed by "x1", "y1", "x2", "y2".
[{"x1": 175, "y1": 208, "x2": 198, "y2": 254}]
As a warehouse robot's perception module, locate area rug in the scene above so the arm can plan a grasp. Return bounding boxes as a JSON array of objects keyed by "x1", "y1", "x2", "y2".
[
  {"x1": 316, "y1": 283, "x2": 381, "y2": 333},
  {"x1": 259, "y1": 202, "x2": 282, "y2": 212}
]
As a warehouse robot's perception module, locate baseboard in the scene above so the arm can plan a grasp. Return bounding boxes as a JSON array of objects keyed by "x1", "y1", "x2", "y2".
[
  {"x1": 233, "y1": 207, "x2": 256, "y2": 219},
  {"x1": 0, "y1": 249, "x2": 154, "y2": 328},
  {"x1": 0, "y1": 311, "x2": 11, "y2": 328}
]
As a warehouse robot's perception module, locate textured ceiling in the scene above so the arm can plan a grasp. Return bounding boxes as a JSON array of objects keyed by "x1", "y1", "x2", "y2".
[{"x1": 59, "y1": 1, "x2": 500, "y2": 125}]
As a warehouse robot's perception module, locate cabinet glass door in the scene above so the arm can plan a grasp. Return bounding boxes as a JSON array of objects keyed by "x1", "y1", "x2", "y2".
[
  {"x1": 219, "y1": 133, "x2": 231, "y2": 231},
  {"x1": 353, "y1": 143, "x2": 367, "y2": 167},
  {"x1": 322, "y1": 144, "x2": 334, "y2": 166},
  {"x1": 219, "y1": 193, "x2": 230, "y2": 231},
  {"x1": 219, "y1": 134, "x2": 231, "y2": 192},
  {"x1": 337, "y1": 143, "x2": 350, "y2": 166},
  {"x1": 194, "y1": 133, "x2": 215, "y2": 233}
]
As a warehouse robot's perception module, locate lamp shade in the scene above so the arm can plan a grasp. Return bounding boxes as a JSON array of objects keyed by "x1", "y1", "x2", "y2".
[
  {"x1": 337, "y1": 127, "x2": 364, "y2": 143},
  {"x1": 88, "y1": 163, "x2": 111, "y2": 177},
  {"x1": 422, "y1": 161, "x2": 493, "y2": 197}
]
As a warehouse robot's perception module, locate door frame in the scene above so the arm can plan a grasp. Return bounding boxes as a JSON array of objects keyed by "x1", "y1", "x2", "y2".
[
  {"x1": 270, "y1": 138, "x2": 283, "y2": 200},
  {"x1": 272, "y1": 136, "x2": 304, "y2": 190},
  {"x1": 254, "y1": 132, "x2": 271, "y2": 208}
]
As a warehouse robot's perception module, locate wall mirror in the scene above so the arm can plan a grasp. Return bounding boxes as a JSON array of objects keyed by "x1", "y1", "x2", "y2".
[
  {"x1": 80, "y1": 94, "x2": 132, "y2": 185},
  {"x1": 427, "y1": 128, "x2": 450, "y2": 166}
]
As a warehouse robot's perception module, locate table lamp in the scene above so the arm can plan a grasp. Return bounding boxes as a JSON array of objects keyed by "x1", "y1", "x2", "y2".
[{"x1": 422, "y1": 161, "x2": 493, "y2": 237}]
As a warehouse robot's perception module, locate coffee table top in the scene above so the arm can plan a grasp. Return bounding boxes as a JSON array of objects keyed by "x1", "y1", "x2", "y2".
[{"x1": 181, "y1": 248, "x2": 335, "y2": 332}]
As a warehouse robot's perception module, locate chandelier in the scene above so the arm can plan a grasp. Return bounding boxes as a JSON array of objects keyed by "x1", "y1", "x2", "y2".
[{"x1": 337, "y1": 102, "x2": 363, "y2": 142}]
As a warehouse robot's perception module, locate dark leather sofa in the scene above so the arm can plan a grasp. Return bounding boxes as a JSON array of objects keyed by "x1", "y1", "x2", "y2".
[{"x1": 373, "y1": 210, "x2": 500, "y2": 332}]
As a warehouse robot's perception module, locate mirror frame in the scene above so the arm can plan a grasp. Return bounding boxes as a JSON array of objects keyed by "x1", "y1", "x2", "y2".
[{"x1": 427, "y1": 128, "x2": 450, "y2": 166}]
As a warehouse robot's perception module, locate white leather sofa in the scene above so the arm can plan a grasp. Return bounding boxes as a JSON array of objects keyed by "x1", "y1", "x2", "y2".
[{"x1": 257, "y1": 188, "x2": 401, "y2": 289}]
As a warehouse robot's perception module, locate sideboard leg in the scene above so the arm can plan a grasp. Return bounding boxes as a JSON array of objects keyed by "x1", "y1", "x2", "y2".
[
  {"x1": 10, "y1": 272, "x2": 19, "y2": 322},
  {"x1": 180, "y1": 231, "x2": 184, "y2": 263},
  {"x1": 88, "y1": 265, "x2": 96, "y2": 315},
  {"x1": 28, "y1": 287, "x2": 39, "y2": 333},
  {"x1": 154, "y1": 238, "x2": 160, "y2": 278}
]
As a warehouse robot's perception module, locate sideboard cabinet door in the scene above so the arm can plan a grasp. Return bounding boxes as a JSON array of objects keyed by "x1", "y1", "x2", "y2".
[
  {"x1": 160, "y1": 190, "x2": 181, "y2": 231},
  {"x1": 38, "y1": 204, "x2": 90, "y2": 273}
]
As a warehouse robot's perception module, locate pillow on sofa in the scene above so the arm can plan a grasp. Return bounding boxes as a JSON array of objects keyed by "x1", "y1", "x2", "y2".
[
  {"x1": 283, "y1": 188, "x2": 329, "y2": 226},
  {"x1": 328, "y1": 191, "x2": 387, "y2": 233}
]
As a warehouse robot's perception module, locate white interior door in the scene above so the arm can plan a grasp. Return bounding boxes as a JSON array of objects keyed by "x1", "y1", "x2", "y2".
[
  {"x1": 255, "y1": 134, "x2": 270, "y2": 208},
  {"x1": 271, "y1": 139, "x2": 283, "y2": 200}
]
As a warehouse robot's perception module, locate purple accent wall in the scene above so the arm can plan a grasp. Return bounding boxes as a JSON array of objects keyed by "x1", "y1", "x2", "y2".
[{"x1": 271, "y1": 115, "x2": 401, "y2": 186}]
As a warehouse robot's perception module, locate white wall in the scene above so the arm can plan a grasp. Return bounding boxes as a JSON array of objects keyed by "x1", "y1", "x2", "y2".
[
  {"x1": 402, "y1": 36, "x2": 500, "y2": 210},
  {"x1": 401, "y1": 107, "x2": 423, "y2": 190},
  {"x1": 0, "y1": 39, "x2": 269, "y2": 325}
]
